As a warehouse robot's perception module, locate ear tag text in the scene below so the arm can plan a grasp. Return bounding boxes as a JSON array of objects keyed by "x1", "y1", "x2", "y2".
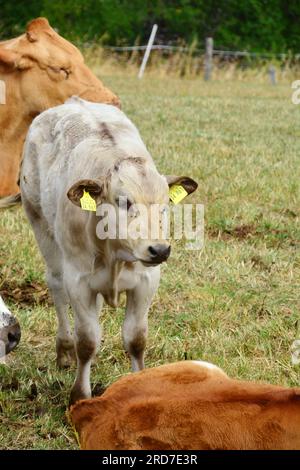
[
  {"x1": 169, "y1": 184, "x2": 188, "y2": 204},
  {"x1": 80, "y1": 190, "x2": 97, "y2": 212}
]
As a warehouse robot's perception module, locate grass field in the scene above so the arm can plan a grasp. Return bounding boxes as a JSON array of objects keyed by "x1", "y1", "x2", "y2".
[{"x1": 0, "y1": 75, "x2": 300, "y2": 449}]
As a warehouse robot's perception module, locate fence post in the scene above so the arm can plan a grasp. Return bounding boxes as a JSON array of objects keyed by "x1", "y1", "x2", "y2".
[
  {"x1": 268, "y1": 65, "x2": 276, "y2": 85},
  {"x1": 204, "y1": 37, "x2": 213, "y2": 81},
  {"x1": 138, "y1": 24, "x2": 158, "y2": 79}
]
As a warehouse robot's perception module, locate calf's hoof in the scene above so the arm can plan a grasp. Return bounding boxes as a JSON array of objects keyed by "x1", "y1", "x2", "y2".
[
  {"x1": 69, "y1": 384, "x2": 91, "y2": 407},
  {"x1": 56, "y1": 338, "x2": 76, "y2": 369}
]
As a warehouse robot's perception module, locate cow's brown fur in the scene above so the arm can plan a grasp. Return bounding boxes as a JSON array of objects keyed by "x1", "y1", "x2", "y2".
[
  {"x1": 0, "y1": 17, "x2": 120, "y2": 198},
  {"x1": 70, "y1": 361, "x2": 300, "y2": 450}
]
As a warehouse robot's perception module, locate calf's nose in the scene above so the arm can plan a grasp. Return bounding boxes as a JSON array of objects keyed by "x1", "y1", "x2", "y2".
[
  {"x1": 148, "y1": 244, "x2": 171, "y2": 262},
  {"x1": 6, "y1": 322, "x2": 21, "y2": 354}
]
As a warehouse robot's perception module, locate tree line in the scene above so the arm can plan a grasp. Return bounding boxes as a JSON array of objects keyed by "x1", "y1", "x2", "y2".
[{"x1": 1, "y1": 0, "x2": 300, "y2": 53}]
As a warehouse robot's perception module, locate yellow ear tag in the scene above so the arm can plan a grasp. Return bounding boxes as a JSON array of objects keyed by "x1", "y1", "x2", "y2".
[
  {"x1": 80, "y1": 190, "x2": 97, "y2": 212},
  {"x1": 169, "y1": 184, "x2": 188, "y2": 204}
]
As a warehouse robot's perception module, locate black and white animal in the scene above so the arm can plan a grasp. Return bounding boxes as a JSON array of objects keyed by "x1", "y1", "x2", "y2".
[{"x1": 0, "y1": 295, "x2": 21, "y2": 357}]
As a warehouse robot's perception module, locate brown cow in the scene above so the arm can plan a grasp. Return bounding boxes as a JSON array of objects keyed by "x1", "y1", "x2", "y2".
[
  {"x1": 0, "y1": 17, "x2": 120, "y2": 201},
  {"x1": 70, "y1": 361, "x2": 300, "y2": 450}
]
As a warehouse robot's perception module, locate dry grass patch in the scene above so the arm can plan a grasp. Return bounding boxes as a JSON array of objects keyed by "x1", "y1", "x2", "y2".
[{"x1": 0, "y1": 75, "x2": 299, "y2": 449}]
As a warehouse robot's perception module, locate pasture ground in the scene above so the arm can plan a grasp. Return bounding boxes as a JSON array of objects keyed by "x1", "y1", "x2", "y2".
[{"x1": 0, "y1": 75, "x2": 299, "y2": 449}]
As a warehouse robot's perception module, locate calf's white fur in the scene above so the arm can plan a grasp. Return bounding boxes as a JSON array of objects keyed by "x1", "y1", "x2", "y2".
[{"x1": 20, "y1": 98, "x2": 197, "y2": 403}]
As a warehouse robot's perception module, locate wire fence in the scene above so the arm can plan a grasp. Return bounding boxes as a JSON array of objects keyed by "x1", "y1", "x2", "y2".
[
  {"x1": 102, "y1": 44, "x2": 291, "y2": 60},
  {"x1": 79, "y1": 34, "x2": 300, "y2": 82}
]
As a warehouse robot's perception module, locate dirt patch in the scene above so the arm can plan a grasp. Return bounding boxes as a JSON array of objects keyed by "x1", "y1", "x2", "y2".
[
  {"x1": 250, "y1": 255, "x2": 272, "y2": 271},
  {"x1": 0, "y1": 280, "x2": 51, "y2": 307},
  {"x1": 0, "y1": 377, "x2": 20, "y2": 392},
  {"x1": 208, "y1": 223, "x2": 297, "y2": 245},
  {"x1": 208, "y1": 223, "x2": 257, "y2": 241},
  {"x1": 27, "y1": 383, "x2": 38, "y2": 401},
  {"x1": 280, "y1": 208, "x2": 298, "y2": 218}
]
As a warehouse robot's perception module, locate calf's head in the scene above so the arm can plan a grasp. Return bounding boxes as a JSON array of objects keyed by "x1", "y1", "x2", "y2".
[
  {"x1": 0, "y1": 17, "x2": 120, "y2": 116},
  {"x1": 67, "y1": 157, "x2": 197, "y2": 266},
  {"x1": 0, "y1": 296, "x2": 21, "y2": 357}
]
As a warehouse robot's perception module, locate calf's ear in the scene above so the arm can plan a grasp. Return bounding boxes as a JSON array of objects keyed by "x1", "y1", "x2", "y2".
[
  {"x1": 67, "y1": 179, "x2": 106, "y2": 208},
  {"x1": 165, "y1": 175, "x2": 198, "y2": 196}
]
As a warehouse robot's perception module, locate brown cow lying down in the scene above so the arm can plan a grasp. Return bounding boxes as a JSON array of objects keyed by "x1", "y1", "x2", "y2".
[
  {"x1": 70, "y1": 361, "x2": 300, "y2": 450},
  {"x1": 0, "y1": 17, "x2": 119, "y2": 201}
]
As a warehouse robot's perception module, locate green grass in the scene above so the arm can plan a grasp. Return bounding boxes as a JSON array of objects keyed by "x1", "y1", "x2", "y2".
[{"x1": 0, "y1": 76, "x2": 300, "y2": 449}]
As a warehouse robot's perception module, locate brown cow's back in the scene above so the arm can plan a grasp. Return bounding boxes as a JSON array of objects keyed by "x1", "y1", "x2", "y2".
[
  {"x1": 70, "y1": 361, "x2": 300, "y2": 450},
  {"x1": 0, "y1": 17, "x2": 120, "y2": 199}
]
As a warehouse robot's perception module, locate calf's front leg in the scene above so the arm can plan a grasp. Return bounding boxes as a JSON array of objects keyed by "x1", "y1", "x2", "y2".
[
  {"x1": 123, "y1": 268, "x2": 160, "y2": 372},
  {"x1": 66, "y1": 280, "x2": 102, "y2": 405}
]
